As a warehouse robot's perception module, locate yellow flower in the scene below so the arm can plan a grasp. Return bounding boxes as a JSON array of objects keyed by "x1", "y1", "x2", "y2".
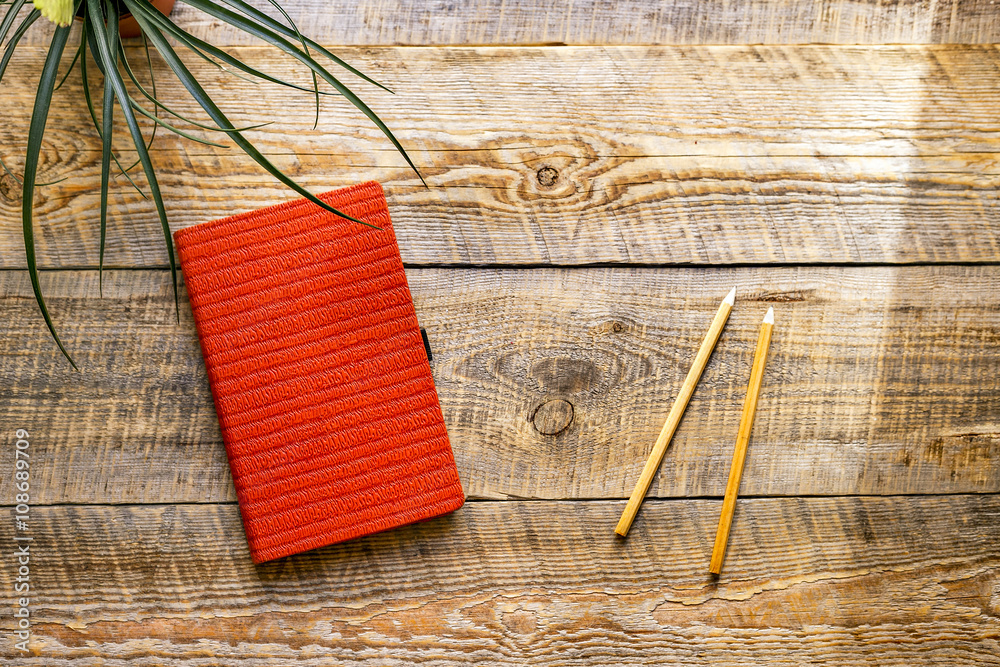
[{"x1": 33, "y1": 0, "x2": 75, "y2": 27}]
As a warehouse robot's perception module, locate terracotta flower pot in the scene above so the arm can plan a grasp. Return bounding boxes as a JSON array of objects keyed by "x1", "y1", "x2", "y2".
[{"x1": 119, "y1": 0, "x2": 176, "y2": 38}]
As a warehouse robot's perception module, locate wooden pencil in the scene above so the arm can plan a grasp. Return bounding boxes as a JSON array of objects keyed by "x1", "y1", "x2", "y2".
[
  {"x1": 615, "y1": 287, "x2": 736, "y2": 537},
  {"x1": 709, "y1": 306, "x2": 774, "y2": 575}
]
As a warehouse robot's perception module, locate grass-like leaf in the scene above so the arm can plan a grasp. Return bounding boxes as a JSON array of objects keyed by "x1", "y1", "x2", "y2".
[
  {"x1": 14, "y1": 0, "x2": 426, "y2": 362},
  {"x1": 88, "y1": 0, "x2": 179, "y2": 320},
  {"x1": 117, "y1": 41, "x2": 270, "y2": 134},
  {"x1": 54, "y1": 31, "x2": 82, "y2": 90},
  {"x1": 128, "y1": 97, "x2": 229, "y2": 146},
  {"x1": 178, "y1": 0, "x2": 425, "y2": 186},
  {"x1": 140, "y1": 33, "x2": 158, "y2": 146},
  {"x1": 80, "y1": 16, "x2": 145, "y2": 196},
  {"x1": 83, "y1": 12, "x2": 141, "y2": 174},
  {"x1": 260, "y1": 0, "x2": 319, "y2": 129},
  {"x1": 0, "y1": 0, "x2": 26, "y2": 45},
  {"x1": 22, "y1": 21, "x2": 77, "y2": 368},
  {"x1": 135, "y1": 3, "x2": 341, "y2": 100},
  {"x1": 98, "y1": 1, "x2": 115, "y2": 297},
  {"x1": 0, "y1": 8, "x2": 39, "y2": 81},
  {"x1": 216, "y1": 0, "x2": 393, "y2": 94},
  {"x1": 125, "y1": 0, "x2": 380, "y2": 229}
]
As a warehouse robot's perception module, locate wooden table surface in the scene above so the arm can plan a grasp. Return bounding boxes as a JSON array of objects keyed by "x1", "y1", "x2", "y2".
[{"x1": 2, "y1": 1, "x2": 1000, "y2": 664}]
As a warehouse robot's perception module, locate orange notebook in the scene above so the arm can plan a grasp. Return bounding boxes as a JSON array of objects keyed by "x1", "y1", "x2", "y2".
[{"x1": 174, "y1": 181, "x2": 465, "y2": 563}]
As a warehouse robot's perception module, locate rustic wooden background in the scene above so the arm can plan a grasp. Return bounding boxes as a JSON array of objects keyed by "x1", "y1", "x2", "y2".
[{"x1": 2, "y1": 0, "x2": 999, "y2": 664}]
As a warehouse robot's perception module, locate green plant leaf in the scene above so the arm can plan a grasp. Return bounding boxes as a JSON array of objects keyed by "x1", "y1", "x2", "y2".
[
  {"x1": 53, "y1": 30, "x2": 83, "y2": 90},
  {"x1": 87, "y1": 0, "x2": 179, "y2": 320},
  {"x1": 23, "y1": 20, "x2": 77, "y2": 368},
  {"x1": 140, "y1": 33, "x2": 158, "y2": 151},
  {"x1": 0, "y1": 153, "x2": 67, "y2": 186},
  {"x1": 134, "y1": 2, "x2": 341, "y2": 99},
  {"x1": 84, "y1": 11, "x2": 137, "y2": 168},
  {"x1": 260, "y1": 0, "x2": 319, "y2": 129},
  {"x1": 215, "y1": 0, "x2": 393, "y2": 94},
  {"x1": 117, "y1": 37, "x2": 157, "y2": 168},
  {"x1": 117, "y1": 40, "x2": 270, "y2": 134},
  {"x1": 83, "y1": 14, "x2": 149, "y2": 175},
  {"x1": 176, "y1": 0, "x2": 425, "y2": 186},
  {"x1": 128, "y1": 97, "x2": 229, "y2": 146},
  {"x1": 125, "y1": 0, "x2": 381, "y2": 229},
  {"x1": 98, "y1": 0, "x2": 114, "y2": 297},
  {"x1": 0, "y1": 158, "x2": 19, "y2": 182},
  {"x1": 80, "y1": 16, "x2": 146, "y2": 197},
  {"x1": 0, "y1": 0, "x2": 26, "y2": 46},
  {"x1": 0, "y1": 8, "x2": 40, "y2": 83}
]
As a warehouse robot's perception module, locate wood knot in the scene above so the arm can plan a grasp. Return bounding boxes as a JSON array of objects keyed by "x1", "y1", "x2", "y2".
[
  {"x1": 0, "y1": 172, "x2": 19, "y2": 202},
  {"x1": 612, "y1": 321, "x2": 624, "y2": 333},
  {"x1": 501, "y1": 610, "x2": 538, "y2": 635},
  {"x1": 531, "y1": 399, "x2": 574, "y2": 436},
  {"x1": 536, "y1": 166, "x2": 558, "y2": 187},
  {"x1": 530, "y1": 357, "x2": 598, "y2": 394}
]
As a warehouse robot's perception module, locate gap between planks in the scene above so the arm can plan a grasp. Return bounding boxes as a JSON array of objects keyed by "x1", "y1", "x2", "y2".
[
  {"x1": 2, "y1": 491, "x2": 998, "y2": 510},
  {"x1": 8, "y1": 259, "x2": 1000, "y2": 272}
]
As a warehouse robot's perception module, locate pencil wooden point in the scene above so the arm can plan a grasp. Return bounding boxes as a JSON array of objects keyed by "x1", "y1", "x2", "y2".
[
  {"x1": 615, "y1": 289, "x2": 736, "y2": 537},
  {"x1": 709, "y1": 308, "x2": 775, "y2": 575}
]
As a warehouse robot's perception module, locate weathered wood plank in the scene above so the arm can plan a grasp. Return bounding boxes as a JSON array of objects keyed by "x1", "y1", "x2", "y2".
[
  {"x1": 2, "y1": 45, "x2": 1000, "y2": 267},
  {"x1": 0, "y1": 497, "x2": 997, "y2": 665},
  {"x1": 14, "y1": 0, "x2": 1000, "y2": 47},
  {"x1": 2, "y1": 266, "x2": 998, "y2": 504}
]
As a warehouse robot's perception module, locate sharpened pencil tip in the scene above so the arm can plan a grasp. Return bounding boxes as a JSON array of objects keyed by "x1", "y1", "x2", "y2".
[
  {"x1": 723, "y1": 287, "x2": 736, "y2": 306},
  {"x1": 764, "y1": 307, "x2": 774, "y2": 324}
]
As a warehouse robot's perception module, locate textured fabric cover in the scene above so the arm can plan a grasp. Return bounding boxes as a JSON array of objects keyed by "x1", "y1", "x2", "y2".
[{"x1": 174, "y1": 181, "x2": 465, "y2": 563}]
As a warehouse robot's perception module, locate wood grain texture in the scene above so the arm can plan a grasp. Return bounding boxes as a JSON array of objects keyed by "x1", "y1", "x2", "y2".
[
  {"x1": 2, "y1": 266, "x2": 998, "y2": 504},
  {"x1": 3, "y1": 45, "x2": 1000, "y2": 268},
  {"x1": 0, "y1": 496, "x2": 997, "y2": 665},
  {"x1": 3, "y1": 1, "x2": 998, "y2": 664},
  {"x1": 13, "y1": 0, "x2": 1000, "y2": 46}
]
